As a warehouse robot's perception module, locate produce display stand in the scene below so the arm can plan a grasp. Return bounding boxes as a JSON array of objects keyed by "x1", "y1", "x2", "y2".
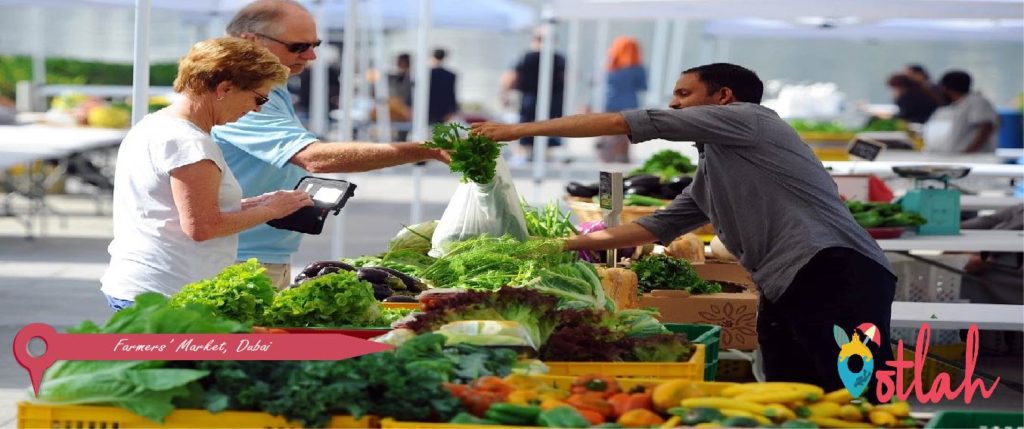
[
  {"x1": 16, "y1": 402, "x2": 375, "y2": 429},
  {"x1": 641, "y1": 263, "x2": 760, "y2": 351}
]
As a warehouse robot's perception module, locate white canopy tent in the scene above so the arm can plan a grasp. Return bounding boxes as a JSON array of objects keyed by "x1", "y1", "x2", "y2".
[
  {"x1": 704, "y1": 18, "x2": 1024, "y2": 42},
  {"x1": 523, "y1": 0, "x2": 1024, "y2": 185}
]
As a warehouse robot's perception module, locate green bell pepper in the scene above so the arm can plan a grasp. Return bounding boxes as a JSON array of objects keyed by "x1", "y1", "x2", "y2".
[{"x1": 537, "y1": 407, "x2": 590, "y2": 428}]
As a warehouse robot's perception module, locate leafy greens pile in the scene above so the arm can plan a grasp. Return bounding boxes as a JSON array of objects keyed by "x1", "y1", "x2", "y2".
[
  {"x1": 631, "y1": 254, "x2": 721, "y2": 295},
  {"x1": 263, "y1": 271, "x2": 381, "y2": 328},
  {"x1": 400, "y1": 287, "x2": 691, "y2": 363},
  {"x1": 169, "y1": 258, "x2": 275, "y2": 324},
  {"x1": 192, "y1": 333, "x2": 516, "y2": 427},
  {"x1": 423, "y1": 123, "x2": 504, "y2": 184},
  {"x1": 419, "y1": 235, "x2": 611, "y2": 310},
  {"x1": 539, "y1": 308, "x2": 693, "y2": 363},
  {"x1": 34, "y1": 293, "x2": 248, "y2": 423},
  {"x1": 170, "y1": 261, "x2": 390, "y2": 328},
  {"x1": 630, "y1": 150, "x2": 697, "y2": 182}
]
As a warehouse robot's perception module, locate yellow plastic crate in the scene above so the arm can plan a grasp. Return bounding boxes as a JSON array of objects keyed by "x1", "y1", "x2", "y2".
[
  {"x1": 381, "y1": 419, "x2": 532, "y2": 429},
  {"x1": 17, "y1": 402, "x2": 376, "y2": 429},
  {"x1": 543, "y1": 344, "x2": 705, "y2": 380},
  {"x1": 533, "y1": 374, "x2": 735, "y2": 395}
]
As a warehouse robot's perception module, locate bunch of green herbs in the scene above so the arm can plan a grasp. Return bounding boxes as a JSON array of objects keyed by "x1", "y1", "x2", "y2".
[
  {"x1": 631, "y1": 254, "x2": 721, "y2": 295},
  {"x1": 522, "y1": 200, "x2": 578, "y2": 238},
  {"x1": 423, "y1": 123, "x2": 504, "y2": 184}
]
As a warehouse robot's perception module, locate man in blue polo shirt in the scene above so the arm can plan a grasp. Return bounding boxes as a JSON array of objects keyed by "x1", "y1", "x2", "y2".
[{"x1": 215, "y1": 0, "x2": 449, "y2": 287}]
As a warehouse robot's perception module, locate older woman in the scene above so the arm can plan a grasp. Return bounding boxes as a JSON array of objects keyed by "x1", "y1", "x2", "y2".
[{"x1": 101, "y1": 37, "x2": 313, "y2": 309}]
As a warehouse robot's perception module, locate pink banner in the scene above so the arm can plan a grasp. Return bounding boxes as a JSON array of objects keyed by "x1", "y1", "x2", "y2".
[{"x1": 13, "y1": 323, "x2": 393, "y2": 396}]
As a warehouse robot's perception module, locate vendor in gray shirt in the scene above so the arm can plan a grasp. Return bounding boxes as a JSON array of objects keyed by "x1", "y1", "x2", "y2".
[{"x1": 472, "y1": 63, "x2": 897, "y2": 400}]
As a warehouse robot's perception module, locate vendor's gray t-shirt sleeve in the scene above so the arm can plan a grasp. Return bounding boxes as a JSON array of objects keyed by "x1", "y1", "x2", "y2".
[
  {"x1": 621, "y1": 105, "x2": 759, "y2": 145},
  {"x1": 634, "y1": 187, "x2": 710, "y2": 243}
]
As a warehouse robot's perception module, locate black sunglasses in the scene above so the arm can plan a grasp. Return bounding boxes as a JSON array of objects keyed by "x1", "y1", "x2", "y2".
[
  {"x1": 256, "y1": 33, "x2": 321, "y2": 54},
  {"x1": 251, "y1": 90, "x2": 270, "y2": 106}
]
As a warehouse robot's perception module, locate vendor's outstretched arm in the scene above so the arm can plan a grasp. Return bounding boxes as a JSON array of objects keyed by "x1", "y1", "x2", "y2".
[
  {"x1": 565, "y1": 223, "x2": 658, "y2": 252},
  {"x1": 471, "y1": 113, "x2": 629, "y2": 142}
]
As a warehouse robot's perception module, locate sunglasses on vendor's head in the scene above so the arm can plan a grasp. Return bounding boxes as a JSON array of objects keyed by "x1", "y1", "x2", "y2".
[
  {"x1": 255, "y1": 33, "x2": 321, "y2": 53},
  {"x1": 251, "y1": 90, "x2": 270, "y2": 106}
]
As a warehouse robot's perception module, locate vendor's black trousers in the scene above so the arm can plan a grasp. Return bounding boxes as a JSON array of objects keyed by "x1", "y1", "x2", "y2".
[{"x1": 758, "y1": 247, "x2": 896, "y2": 402}]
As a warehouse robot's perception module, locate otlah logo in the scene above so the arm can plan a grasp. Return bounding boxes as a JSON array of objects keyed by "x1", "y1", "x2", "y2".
[{"x1": 834, "y1": 323, "x2": 881, "y2": 398}]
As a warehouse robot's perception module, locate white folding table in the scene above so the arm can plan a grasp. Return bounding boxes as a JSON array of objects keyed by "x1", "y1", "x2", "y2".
[
  {"x1": 0, "y1": 124, "x2": 127, "y2": 237},
  {"x1": 877, "y1": 230, "x2": 1024, "y2": 253}
]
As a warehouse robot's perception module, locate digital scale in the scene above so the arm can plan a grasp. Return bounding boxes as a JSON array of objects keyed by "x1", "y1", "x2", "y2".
[
  {"x1": 599, "y1": 171, "x2": 624, "y2": 266},
  {"x1": 893, "y1": 166, "x2": 970, "y2": 236},
  {"x1": 267, "y1": 176, "x2": 357, "y2": 235}
]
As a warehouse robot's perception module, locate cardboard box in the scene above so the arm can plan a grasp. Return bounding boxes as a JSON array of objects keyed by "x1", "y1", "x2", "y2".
[{"x1": 639, "y1": 262, "x2": 760, "y2": 350}]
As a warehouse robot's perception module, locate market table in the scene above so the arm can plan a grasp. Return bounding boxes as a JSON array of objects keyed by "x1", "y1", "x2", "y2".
[
  {"x1": 0, "y1": 124, "x2": 127, "y2": 238},
  {"x1": 824, "y1": 161, "x2": 1024, "y2": 178},
  {"x1": 961, "y1": 195, "x2": 1023, "y2": 211},
  {"x1": 876, "y1": 230, "x2": 1024, "y2": 253},
  {"x1": 891, "y1": 302, "x2": 1024, "y2": 331}
]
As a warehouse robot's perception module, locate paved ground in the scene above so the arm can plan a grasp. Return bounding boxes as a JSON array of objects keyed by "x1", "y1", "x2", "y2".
[{"x1": 1, "y1": 151, "x2": 1021, "y2": 425}]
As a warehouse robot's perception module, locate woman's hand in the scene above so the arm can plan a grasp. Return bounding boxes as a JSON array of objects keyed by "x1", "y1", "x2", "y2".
[
  {"x1": 258, "y1": 190, "x2": 313, "y2": 218},
  {"x1": 470, "y1": 122, "x2": 522, "y2": 142}
]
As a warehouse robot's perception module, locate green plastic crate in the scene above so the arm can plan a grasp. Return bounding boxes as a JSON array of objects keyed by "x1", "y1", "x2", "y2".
[
  {"x1": 925, "y1": 411, "x2": 1023, "y2": 429},
  {"x1": 665, "y1": 323, "x2": 721, "y2": 381}
]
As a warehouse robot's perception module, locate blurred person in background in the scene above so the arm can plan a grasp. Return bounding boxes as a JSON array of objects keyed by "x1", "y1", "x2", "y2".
[
  {"x1": 886, "y1": 73, "x2": 938, "y2": 124},
  {"x1": 923, "y1": 70, "x2": 999, "y2": 153},
  {"x1": 905, "y1": 64, "x2": 947, "y2": 106},
  {"x1": 215, "y1": 0, "x2": 449, "y2": 288},
  {"x1": 597, "y1": 36, "x2": 647, "y2": 163},
  {"x1": 100, "y1": 38, "x2": 313, "y2": 310},
  {"x1": 428, "y1": 48, "x2": 459, "y2": 125},
  {"x1": 500, "y1": 27, "x2": 566, "y2": 164}
]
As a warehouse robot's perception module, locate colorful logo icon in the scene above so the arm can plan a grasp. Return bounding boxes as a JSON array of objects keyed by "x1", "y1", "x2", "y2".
[{"x1": 834, "y1": 323, "x2": 881, "y2": 398}]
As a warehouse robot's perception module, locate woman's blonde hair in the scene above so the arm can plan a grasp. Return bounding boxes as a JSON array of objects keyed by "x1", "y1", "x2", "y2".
[{"x1": 173, "y1": 37, "x2": 289, "y2": 95}]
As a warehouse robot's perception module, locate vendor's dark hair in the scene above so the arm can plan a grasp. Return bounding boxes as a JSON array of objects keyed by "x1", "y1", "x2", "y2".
[
  {"x1": 907, "y1": 64, "x2": 930, "y2": 80},
  {"x1": 683, "y1": 63, "x2": 764, "y2": 103},
  {"x1": 939, "y1": 70, "x2": 972, "y2": 94}
]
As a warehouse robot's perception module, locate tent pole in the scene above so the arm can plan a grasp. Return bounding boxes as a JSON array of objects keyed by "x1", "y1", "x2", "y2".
[
  {"x1": 131, "y1": 0, "x2": 152, "y2": 125},
  {"x1": 331, "y1": 0, "x2": 359, "y2": 260},
  {"x1": 410, "y1": 0, "x2": 432, "y2": 225},
  {"x1": 532, "y1": 6, "x2": 556, "y2": 202},
  {"x1": 30, "y1": 7, "x2": 46, "y2": 111},
  {"x1": 589, "y1": 19, "x2": 609, "y2": 114},
  {"x1": 665, "y1": 20, "x2": 687, "y2": 99},
  {"x1": 309, "y1": 0, "x2": 328, "y2": 136},
  {"x1": 646, "y1": 19, "x2": 669, "y2": 108},
  {"x1": 562, "y1": 19, "x2": 580, "y2": 121},
  {"x1": 369, "y1": 0, "x2": 392, "y2": 143}
]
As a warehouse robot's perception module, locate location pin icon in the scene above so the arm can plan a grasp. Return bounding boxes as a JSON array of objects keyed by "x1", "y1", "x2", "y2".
[{"x1": 13, "y1": 323, "x2": 60, "y2": 397}]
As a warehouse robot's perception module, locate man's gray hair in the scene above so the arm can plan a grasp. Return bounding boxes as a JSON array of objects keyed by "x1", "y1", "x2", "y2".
[{"x1": 226, "y1": 0, "x2": 308, "y2": 37}]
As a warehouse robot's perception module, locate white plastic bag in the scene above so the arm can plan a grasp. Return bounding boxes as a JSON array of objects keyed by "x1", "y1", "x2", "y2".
[{"x1": 430, "y1": 158, "x2": 529, "y2": 257}]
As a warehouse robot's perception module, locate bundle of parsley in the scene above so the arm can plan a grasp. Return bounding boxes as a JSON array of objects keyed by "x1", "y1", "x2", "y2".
[{"x1": 423, "y1": 123, "x2": 504, "y2": 184}]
